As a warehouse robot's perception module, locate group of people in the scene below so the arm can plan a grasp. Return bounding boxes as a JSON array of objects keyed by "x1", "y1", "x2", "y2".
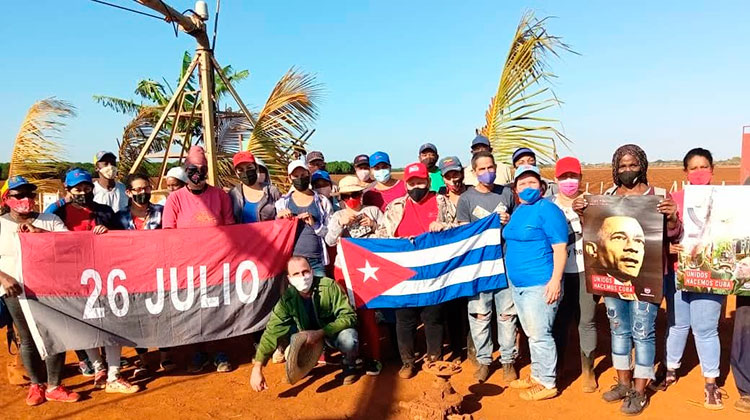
[{"x1": 1, "y1": 137, "x2": 749, "y2": 416}]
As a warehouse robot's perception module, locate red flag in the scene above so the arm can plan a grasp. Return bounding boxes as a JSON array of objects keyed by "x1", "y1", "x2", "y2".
[{"x1": 339, "y1": 239, "x2": 416, "y2": 306}]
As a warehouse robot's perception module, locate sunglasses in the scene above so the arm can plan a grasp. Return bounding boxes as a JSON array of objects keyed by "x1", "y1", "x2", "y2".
[
  {"x1": 340, "y1": 192, "x2": 363, "y2": 200},
  {"x1": 8, "y1": 192, "x2": 37, "y2": 200}
]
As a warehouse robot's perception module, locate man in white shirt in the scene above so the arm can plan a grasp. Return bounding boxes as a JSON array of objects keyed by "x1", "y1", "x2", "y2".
[{"x1": 92, "y1": 151, "x2": 128, "y2": 213}]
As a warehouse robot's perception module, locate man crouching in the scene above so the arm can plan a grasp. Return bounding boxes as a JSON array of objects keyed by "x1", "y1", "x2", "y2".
[{"x1": 251, "y1": 256, "x2": 359, "y2": 391}]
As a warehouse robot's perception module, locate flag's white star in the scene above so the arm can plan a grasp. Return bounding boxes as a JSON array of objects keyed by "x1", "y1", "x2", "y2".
[{"x1": 357, "y1": 260, "x2": 380, "y2": 283}]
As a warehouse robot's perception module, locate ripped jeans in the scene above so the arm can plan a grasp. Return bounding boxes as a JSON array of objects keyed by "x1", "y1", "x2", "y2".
[
  {"x1": 467, "y1": 288, "x2": 517, "y2": 366},
  {"x1": 604, "y1": 297, "x2": 657, "y2": 380}
]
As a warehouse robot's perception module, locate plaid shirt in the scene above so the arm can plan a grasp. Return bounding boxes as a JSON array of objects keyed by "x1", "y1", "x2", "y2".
[{"x1": 115, "y1": 204, "x2": 164, "y2": 230}]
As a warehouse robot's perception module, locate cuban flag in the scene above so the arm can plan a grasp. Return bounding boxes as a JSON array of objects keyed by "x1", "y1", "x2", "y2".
[{"x1": 337, "y1": 215, "x2": 508, "y2": 308}]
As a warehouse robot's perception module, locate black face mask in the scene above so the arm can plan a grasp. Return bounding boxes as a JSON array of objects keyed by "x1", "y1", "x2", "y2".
[
  {"x1": 132, "y1": 193, "x2": 151, "y2": 206},
  {"x1": 408, "y1": 186, "x2": 429, "y2": 202},
  {"x1": 618, "y1": 170, "x2": 640, "y2": 188},
  {"x1": 421, "y1": 158, "x2": 437, "y2": 170},
  {"x1": 186, "y1": 167, "x2": 207, "y2": 184},
  {"x1": 71, "y1": 192, "x2": 94, "y2": 207},
  {"x1": 293, "y1": 176, "x2": 310, "y2": 192},
  {"x1": 239, "y1": 170, "x2": 258, "y2": 187}
]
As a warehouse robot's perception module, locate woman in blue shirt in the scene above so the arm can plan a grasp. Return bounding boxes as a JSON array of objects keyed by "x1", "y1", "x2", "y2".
[{"x1": 503, "y1": 165, "x2": 568, "y2": 402}]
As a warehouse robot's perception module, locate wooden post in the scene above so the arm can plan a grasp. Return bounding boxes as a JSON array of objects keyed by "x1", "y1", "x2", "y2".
[{"x1": 198, "y1": 49, "x2": 218, "y2": 185}]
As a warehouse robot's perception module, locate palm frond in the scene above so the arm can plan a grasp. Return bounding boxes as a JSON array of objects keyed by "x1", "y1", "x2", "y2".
[
  {"x1": 117, "y1": 108, "x2": 172, "y2": 176},
  {"x1": 216, "y1": 115, "x2": 253, "y2": 187},
  {"x1": 8, "y1": 98, "x2": 75, "y2": 191},
  {"x1": 92, "y1": 95, "x2": 144, "y2": 115},
  {"x1": 479, "y1": 11, "x2": 576, "y2": 164},
  {"x1": 135, "y1": 79, "x2": 170, "y2": 106}
]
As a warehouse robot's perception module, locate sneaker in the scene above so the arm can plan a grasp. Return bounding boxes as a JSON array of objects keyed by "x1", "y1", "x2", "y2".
[
  {"x1": 160, "y1": 358, "x2": 177, "y2": 372},
  {"x1": 132, "y1": 357, "x2": 150, "y2": 379},
  {"x1": 736, "y1": 395, "x2": 750, "y2": 413},
  {"x1": 105, "y1": 377, "x2": 139, "y2": 394},
  {"x1": 365, "y1": 360, "x2": 383, "y2": 376},
  {"x1": 520, "y1": 384, "x2": 558, "y2": 401},
  {"x1": 620, "y1": 390, "x2": 648, "y2": 416},
  {"x1": 93, "y1": 370, "x2": 107, "y2": 389},
  {"x1": 399, "y1": 363, "x2": 417, "y2": 379},
  {"x1": 510, "y1": 377, "x2": 535, "y2": 390},
  {"x1": 342, "y1": 367, "x2": 358, "y2": 385},
  {"x1": 474, "y1": 364, "x2": 490, "y2": 383},
  {"x1": 503, "y1": 363, "x2": 518, "y2": 382},
  {"x1": 214, "y1": 352, "x2": 232, "y2": 373},
  {"x1": 187, "y1": 352, "x2": 211, "y2": 373},
  {"x1": 704, "y1": 383, "x2": 725, "y2": 410},
  {"x1": 272, "y1": 347, "x2": 286, "y2": 364},
  {"x1": 45, "y1": 385, "x2": 81, "y2": 403},
  {"x1": 26, "y1": 383, "x2": 46, "y2": 406},
  {"x1": 602, "y1": 380, "x2": 631, "y2": 403},
  {"x1": 650, "y1": 368, "x2": 677, "y2": 391},
  {"x1": 78, "y1": 360, "x2": 95, "y2": 377}
]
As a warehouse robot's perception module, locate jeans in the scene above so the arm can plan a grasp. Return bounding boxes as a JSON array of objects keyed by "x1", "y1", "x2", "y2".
[
  {"x1": 395, "y1": 304, "x2": 444, "y2": 365},
  {"x1": 664, "y1": 274, "x2": 723, "y2": 378},
  {"x1": 604, "y1": 297, "x2": 657, "y2": 380},
  {"x1": 4, "y1": 296, "x2": 65, "y2": 386},
  {"x1": 732, "y1": 296, "x2": 750, "y2": 396},
  {"x1": 553, "y1": 272, "x2": 598, "y2": 360},
  {"x1": 512, "y1": 285, "x2": 560, "y2": 389},
  {"x1": 467, "y1": 288, "x2": 517, "y2": 365},
  {"x1": 325, "y1": 327, "x2": 359, "y2": 368},
  {"x1": 307, "y1": 257, "x2": 326, "y2": 277}
]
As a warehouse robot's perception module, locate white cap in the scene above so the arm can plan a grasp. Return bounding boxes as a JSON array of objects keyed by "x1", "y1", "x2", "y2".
[
  {"x1": 166, "y1": 167, "x2": 188, "y2": 183},
  {"x1": 287, "y1": 159, "x2": 308, "y2": 175}
]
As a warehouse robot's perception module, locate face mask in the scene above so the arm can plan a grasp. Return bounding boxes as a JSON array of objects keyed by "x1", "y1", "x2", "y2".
[
  {"x1": 315, "y1": 186, "x2": 332, "y2": 198},
  {"x1": 373, "y1": 169, "x2": 391, "y2": 183},
  {"x1": 257, "y1": 171, "x2": 268, "y2": 186},
  {"x1": 687, "y1": 169, "x2": 712, "y2": 186},
  {"x1": 288, "y1": 272, "x2": 314, "y2": 293},
  {"x1": 6, "y1": 197, "x2": 35, "y2": 214},
  {"x1": 356, "y1": 169, "x2": 371, "y2": 182},
  {"x1": 99, "y1": 165, "x2": 117, "y2": 180},
  {"x1": 477, "y1": 171, "x2": 496, "y2": 185},
  {"x1": 71, "y1": 192, "x2": 94, "y2": 207},
  {"x1": 186, "y1": 167, "x2": 207, "y2": 185},
  {"x1": 344, "y1": 196, "x2": 362, "y2": 209},
  {"x1": 239, "y1": 170, "x2": 258, "y2": 187},
  {"x1": 292, "y1": 176, "x2": 310, "y2": 192},
  {"x1": 132, "y1": 193, "x2": 151, "y2": 205},
  {"x1": 446, "y1": 180, "x2": 463, "y2": 193},
  {"x1": 558, "y1": 179, "x2": 580, "y2": 197},
  {"x1": 518, "y1": 187, "x2": 542, "y2": 204},
  {"x1": 408, "y1": 186, "x2": 429, "y2": 202},
  {"x1": 617, "y1": 170, "x2": 640, "y2": 188},
  {"x1": 421, "y1": 158, "x2": 437, "y2": 169}
]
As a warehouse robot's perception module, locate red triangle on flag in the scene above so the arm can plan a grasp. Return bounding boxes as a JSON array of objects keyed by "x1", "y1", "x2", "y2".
[{"x1": 340, "y1": 239, "x2": 417, "y2": 307}]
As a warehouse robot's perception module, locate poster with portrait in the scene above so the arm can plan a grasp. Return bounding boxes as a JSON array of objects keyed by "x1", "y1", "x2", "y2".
[
  {"x1": 677, "y1": 185, "x2": 750, "y2": 296},
  {"x1": 582, "y1": 195, "x2": 665, "y2": 303}
]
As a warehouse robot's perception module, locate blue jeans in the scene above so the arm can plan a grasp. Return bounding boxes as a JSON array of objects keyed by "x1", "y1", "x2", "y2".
[
  {"x1": 307, "y1": 257, "x2": 326, "y2": 277},
  {"x1": 604, "y1": 297, "x2": 657, "y2": 380},
  {"x1": 325, "y1": 328, "x2": 359, "y2": 368},
  {"x1": 664, "y1": 274, "x2": 724, "y2": 378},
  {"x1": 512, "y1": 284, "x2": 559, "y2": 389},
  {"x1": 467, "y1": 288, "x2": 517, "y2": 365}
]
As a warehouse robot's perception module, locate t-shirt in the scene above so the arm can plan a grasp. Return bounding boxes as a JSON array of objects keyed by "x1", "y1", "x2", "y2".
[
  {"x1": 456, "y1": 185, "x2": 516, "y2": 223},
  {"x1": 302, "y1": 296, "x2": 320, "y2": 329},
  {"x1": 363, "y1": 180, "x2": 406, "y2": 212},
  {"x1": 93, "y1": 181, "x2": 129, "y2": 213},
  {"x1": 503, "y1": 198, "x2": 568, "y2": 287},
  {"x1": 133, "y1": 215, "x2": 146, "y2": 231},
  {"x1": 65, "y1": 205, "x2": 96, "y2": 231},
  {"x1": 0, "y1": 213, "x2": 68, "y2": 297},
  {"x1": 550, "y1": 196, "x2": 584, "y2": 274},
  {"x1": 395, "y1": 193, "x2": 439, "y2": 237},
  {"x1": 288, "y1": 197, "x2": 323, "y2": 258},
  {"x1": 428, "y1": 168, "x2": 445, "y2": 192},
  {"x1": 241, "y1": 200, "x2": 260, "y2": 224},
  {"x1": 162, "y1": 185, "x2": 235, "y2": 229}
]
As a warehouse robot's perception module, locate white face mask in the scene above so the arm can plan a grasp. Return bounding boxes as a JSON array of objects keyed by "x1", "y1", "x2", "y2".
[
  {"x1": 373, "y1": 168, "x2": 391, "y2": 183},
  {"x1": 99, "y1": 165, "x2": 117, "y2": 180},
  {"x1": 288, "y1": 272, "x2": 314, "y2": 293},
  {"x1": 356, "y1": 168, "x2": 371, "y2": 182}
]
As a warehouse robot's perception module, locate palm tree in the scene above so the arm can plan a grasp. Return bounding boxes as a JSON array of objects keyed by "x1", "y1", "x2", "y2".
[{"x1": 479, "y1": 12, "x2": 576, "y2": 165}]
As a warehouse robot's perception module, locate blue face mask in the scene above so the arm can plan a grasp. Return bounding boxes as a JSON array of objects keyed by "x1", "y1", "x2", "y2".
[
  {"x1": 477, "y1": 171, "x2": 496, "y2": 185},
  {"x1": 518, "y1": 187, "x2": 541, "y2": 203},
  {"x1": 373, "y1": 168, "x2": 391, "y2": 183}
]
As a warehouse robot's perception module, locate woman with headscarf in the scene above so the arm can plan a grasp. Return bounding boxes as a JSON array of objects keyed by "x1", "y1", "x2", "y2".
[{"x1": 574, "y1": 144, "x2": 680, "y2": 416}]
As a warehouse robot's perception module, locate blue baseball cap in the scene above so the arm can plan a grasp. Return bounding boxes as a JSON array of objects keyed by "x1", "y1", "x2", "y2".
[
  {"x1": 369, "y1": 151, "x2": 391, "y2": 167},
  {"x1": 514, "y1": 164, "x2": 541, "y2": 181},
  {"x1": 6, "y1": 175, "x2": 37, "y2": 191},
  {"x1": 512, "y1": 147, "x2": 536, "y2": 165},
  {"x1": 471, "y1": 135, "x2": 491, "y2": 148},
  {"x1": 438, "y1": 156, "x2": 463, "y2": 175},
  {"x1": 64, "y1": 168, "x2": 94, "y2": 188},
  {"x1": 311, "y1": 170, "x2": 332, "y2": 184},
  {"x1": 419, "y1": 142, "x2": 438, "y2": 154}
]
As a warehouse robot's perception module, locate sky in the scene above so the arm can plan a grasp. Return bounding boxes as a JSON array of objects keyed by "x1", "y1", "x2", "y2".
[{"x1": 2, "y1": 1, "x2": 749, "y2": 167}]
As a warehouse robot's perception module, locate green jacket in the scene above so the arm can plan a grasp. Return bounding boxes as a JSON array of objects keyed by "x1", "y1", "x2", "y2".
[{"x1": 254, "y1": 276, "x2": 358, "y2": 365}]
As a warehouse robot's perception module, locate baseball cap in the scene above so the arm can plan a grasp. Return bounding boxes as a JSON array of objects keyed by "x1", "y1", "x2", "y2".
[
  {"x1": 404, "y1": 162, "x2": 429, "y2": 181},
  {"x1": 555, "y1": 156, "x2": 582, "y2": 178},
  {"x1": 512, "y1": 147, "x2": 536, "y2": 165},
  {"x1": 232, "y1": 151, "x2": 256, "y2": 168},
  {"x1": 419, "y1": 142, "x2": 438, "y2": 154},
  {"x1": 94, "y1": 151, "x2": 117, "y2": 164},
  {"x1": 287, "y1": 159, "x2": 309, "y2": 175},
  {"x1": 306, "y1": 151, "x2": 325, "y2": 164},
  {"x1": 6, "y1": 175, "x2": 37, "y2": 191},
  {"x1": 369, "y1": 151, "x2": 391, "y2": 167},
  {"x1": 438, "y1": 156, "x2": 463, "y2": 175},
  {"x1": 166, "y1": 167, "x2": 188, "y2": 183},
  {"x1": 255, "y1": 156, "x2": 267, "y2": 169},
  {"x1": 65, "y1": 168, "x2": 94, "y2": 188},
  {"x1": 336, "y1": 176, "x2": 366, "y2": 195},
  {"x1": 471, "y1": 135, "x2": 491, "y2": 148},
  {"x1": 311, "y1": 170, "x2": 332, "y2": 184},
  {"x1": 514, "y1": 164, "x2": 541, "y2": 181},
  {"x1": 353, "y1": 154, "x2": 369, "y2": 167}
]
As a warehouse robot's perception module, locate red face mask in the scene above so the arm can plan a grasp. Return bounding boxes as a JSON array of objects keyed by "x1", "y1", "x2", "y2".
[
  {"x1": 5, "y1": 197, "x2": 35, "y2": 214},
  {"x1": 344, "y1": 196, "x2": 362, "y2": 209},
  {"x1": 687, "y1": 169, "x2": 712, "y2": 186}
]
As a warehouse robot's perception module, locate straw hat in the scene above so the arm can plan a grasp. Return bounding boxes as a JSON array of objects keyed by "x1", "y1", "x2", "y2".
[
  {"x1": 285, "y1": 332, "x2": 324, "y2": 385},
  {"x1": 335, "y1": 175, "x2": 366, "y2": 195}
]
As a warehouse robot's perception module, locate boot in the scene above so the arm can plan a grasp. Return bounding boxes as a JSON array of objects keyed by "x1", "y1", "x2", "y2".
[{"x1": 580, "y1": 352, "x2": 597, "y2": 393}]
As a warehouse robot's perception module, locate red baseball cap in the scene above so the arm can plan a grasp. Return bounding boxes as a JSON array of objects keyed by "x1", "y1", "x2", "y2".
[
  {"x1": 233, "y1": 151, "x2": 256, "y2": 168},
  {"x1": 555, "y1": 156, "x2": 582, "y2": 178},
  {"x1": 404, "y1": 162, "x2": 429, "y2": 181}
]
